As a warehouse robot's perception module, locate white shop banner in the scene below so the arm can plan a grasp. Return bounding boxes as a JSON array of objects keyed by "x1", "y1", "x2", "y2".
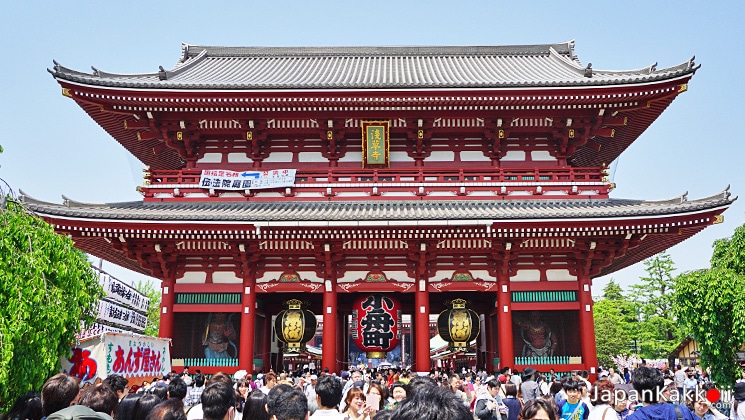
[
  {"x1": 62, "y1": 332, "x2": 171, "y2": 383},
  {"x1": 93, "y1": 266, "x2": 149, "y2": 312},
  {"x1": 97, "y1": 300, "x2": 147, "y2": 332},
  {"x1": 77, "y1": 322, "x2": 129, "y2": 340},
  {"x1": 199, "y1": 169, "x2": 296, "y2": 191}
]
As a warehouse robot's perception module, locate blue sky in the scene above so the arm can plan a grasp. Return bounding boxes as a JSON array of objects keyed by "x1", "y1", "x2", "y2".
[{"x1": 1, "y1": 0, "x2": 743, "y2": 295}]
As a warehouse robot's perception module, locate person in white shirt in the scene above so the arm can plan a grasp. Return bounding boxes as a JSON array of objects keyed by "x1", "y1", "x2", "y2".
[{"x1": 310, "y1": 375, "x2": 347, "y2": 420}]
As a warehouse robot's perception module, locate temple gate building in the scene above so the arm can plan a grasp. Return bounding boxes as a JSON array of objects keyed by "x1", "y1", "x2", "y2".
[{"x1": 25, "y1": 41, "x2": 734, "y2": 376}]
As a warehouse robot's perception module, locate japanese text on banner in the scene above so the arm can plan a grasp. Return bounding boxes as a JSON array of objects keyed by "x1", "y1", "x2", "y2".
[{"x1": 199, "y1": 169, "x2": 296, "y2": 191}]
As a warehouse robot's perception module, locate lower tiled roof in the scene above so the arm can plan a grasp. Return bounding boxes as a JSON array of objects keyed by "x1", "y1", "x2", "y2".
[{"x1": 19, "y1": 189, "x2": 735, "y2": 224}]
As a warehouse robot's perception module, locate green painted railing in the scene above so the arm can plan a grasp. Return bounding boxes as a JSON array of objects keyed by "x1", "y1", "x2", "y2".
[
  {"x1": 176, "y1": 293, "x2": 242, "y2": 304},
  {"x1": 182, "y1": 357, "x2": 239, "y2": 367},
  {"x1": 511, "y1": 291, "x2": 577, "y2": 302},
  {"x1": 514, "y1": 356, "x2": 582, "y2": 365}
]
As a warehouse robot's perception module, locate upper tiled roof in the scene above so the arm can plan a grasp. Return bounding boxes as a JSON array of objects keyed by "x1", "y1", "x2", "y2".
[
  {"x1": 20, "y1": 189, "x2": 734, "y2": 225},
  {"x1": 50, "y1": 41, "x2": 698, "y2": 90}
]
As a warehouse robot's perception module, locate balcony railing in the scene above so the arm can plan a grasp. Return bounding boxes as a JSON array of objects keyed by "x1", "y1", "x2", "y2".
[{"x1": 139, "y1": 167, "x2": 611, "y2": 201}]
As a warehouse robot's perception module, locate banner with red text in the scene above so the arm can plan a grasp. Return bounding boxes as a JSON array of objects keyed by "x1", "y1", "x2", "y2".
[
  {"x1": 200, "y1": 169, "x2": 296, "y2": 191},
  {"x1": 61, "y1": 333, "x2": 171, "y2": 384}
]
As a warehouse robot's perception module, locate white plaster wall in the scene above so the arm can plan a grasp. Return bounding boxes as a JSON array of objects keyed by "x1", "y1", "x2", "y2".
[
  {"x1": 530, "y1": 151, "x2": 556, "y2": 161},
  {"x1": 212, "y1": 271, "x2": 241, "y2": 284},
  {"x1": 197, "y1": 153, "x2": 223, "y2": 164},
  {"x1": 501, "y1": 150, "x2": 526, "y2": 161},
  {"x1": 263, "y1": 152, "x2": 294, "y2": 163},
  {"x1": 177, "y1": 272, "x2": 207, "y2": 283},
  {"x1": 426, "y1": 151, "x2": 455, "y2": 161},
  {"x1": 546, "y1": 269, "x2": 576, "y2": 281},
  {"x1": 510, "y1": 269, "x2": 540, "y2": 281},
  {"x1": 459, "y1": 151, "x2": 490, "y2": 162},
  {"x1": 227, "y1": 153, "x2": 253, "y2": 163},
  {"x1": 298, "y1": 152, "x2": 326, "y2": 163},
  {"x1": 338, "y1": 151, "x2": 362, "y2": 162},
  {"x1": 390, "y1": 151, "x2": 415, "y2": 162}
]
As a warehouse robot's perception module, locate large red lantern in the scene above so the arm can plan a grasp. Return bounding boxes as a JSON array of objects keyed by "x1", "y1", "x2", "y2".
[{"x1": 352, "y1": 294, "x2": 402, "y2": 359}]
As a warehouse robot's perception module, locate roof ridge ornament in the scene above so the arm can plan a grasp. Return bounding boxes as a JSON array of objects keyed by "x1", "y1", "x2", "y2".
[
  {"x1": 158, "y1": 66, "x2": 167, "y2": 81},
  {"x1": 584, "y1": 63, "x2": 592, "y2": 78}
]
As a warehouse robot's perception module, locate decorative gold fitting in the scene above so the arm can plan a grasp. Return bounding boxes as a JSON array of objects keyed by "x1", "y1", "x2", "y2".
[
  {"x1": 62, "y1": 88, "x2": 71, "y2": 97},
  {"x1": 176, "y1": 131, "x2": 183, "y2": 141},
  {"x1": 568, "y1": 129, "x2": 575, "y2": 139},
  {"x1": 327, "y1": 130, "x2": 333, "y2": 141},
  {"x1": 713, "y1": 215, "x2": 724, "y2": 224},
  {"x1": 678, "y1": 83, "x2": 688, "y2": 93},
  {"x1": 366, "y1": 351, "x2": 387, "y2": 359},
  {"x1": 451, "y1": 298, "x2": 468, "y2": 309},
  {"x1": 247, "y1": 131, "x2": 253, "y2": 141},
  {"x1": 417, "y1": 129, "x2": 424, "y2": 139},
  {"x1": 498, "y1": 129, "x2": 505, "y2": 139}
]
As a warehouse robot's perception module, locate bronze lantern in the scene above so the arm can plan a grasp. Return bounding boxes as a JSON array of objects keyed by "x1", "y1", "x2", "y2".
[
  {"x1": 437, "y1": 298, "x2": 480, "y2": 352},
  {"x1": 275, "y1": 299, "x2": 317, "y2": 351}
]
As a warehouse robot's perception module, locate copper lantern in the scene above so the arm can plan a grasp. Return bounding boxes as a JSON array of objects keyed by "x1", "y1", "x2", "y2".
[
  {"x1": 437, "y1": 298, "x2": 480, "y2": 352},
  {"x1": 275, "y1": 299, "x2": 317, "y2": 351}
]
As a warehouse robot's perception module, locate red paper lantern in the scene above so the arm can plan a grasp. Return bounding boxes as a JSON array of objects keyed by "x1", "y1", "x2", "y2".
[{"x1": 352, "y1": 294, "x2": 402, "y2": 359}]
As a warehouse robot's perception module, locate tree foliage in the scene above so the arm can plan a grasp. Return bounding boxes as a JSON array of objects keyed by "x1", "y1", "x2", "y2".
[
  {"x1": 135, "y1": 280, "x2": 161, "y2": 337},
  {"x1": 594, "y1": 298, "x2": 633, "y2": 368},
  {"x1": 674, "y1": 223, "x2": 745, "y2": 385},
  {"x1": 594, "y1": 279, "x2": 638, "y2": 367},
  {"x1": 628, "y1": 252, "x2": 683, "y2": 356},
  {"x1": 0, "y1": 200, "x2": 103, "y2": 409}
]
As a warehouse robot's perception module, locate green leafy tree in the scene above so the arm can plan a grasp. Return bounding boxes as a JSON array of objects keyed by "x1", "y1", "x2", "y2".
[
  {"x1": 628, "y1": 252, "x2": 682, "y2": 357},
  {"x1": 602, "y1": 279, "x2": 625, "y2": 301},
  {"x1": 0, "y1": 199, "x2": 103, "y2": 409},
  {"x1": 594, "y1": 299, "x2": 633, "y2": 367},
  {"x1": 594, "y1": 280, "x2": 637, "y2": 366},
  {"x1": 135, "y1": 280, "x2": 161, "y2": 337},
  {"x1": 674, "y1": 223, "x2": 745, "y2": 385}
]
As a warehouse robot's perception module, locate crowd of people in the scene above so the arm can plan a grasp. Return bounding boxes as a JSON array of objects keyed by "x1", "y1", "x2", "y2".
[{"x1": 4, "y1": 363, "x2": 745, "y2": 420}]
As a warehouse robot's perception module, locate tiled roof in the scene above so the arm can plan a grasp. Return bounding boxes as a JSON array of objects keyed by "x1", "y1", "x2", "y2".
[
  {"x1": 20, "y1": 189, "x2": 734, "y2": 225},
  {"x1": 50, "y1": 41, "x2": 698, "y2": 90}
]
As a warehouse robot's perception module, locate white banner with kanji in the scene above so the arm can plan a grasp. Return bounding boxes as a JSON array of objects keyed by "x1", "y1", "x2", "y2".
[
  {"x1": 94, "y1": 266, "x2": 149, "y2": 312},
  {"x1": 97, "y1": 300, "x2": 148, "y2": 332},
  {"x1": 199, "y1": 169, "x2": 296, "y2": 191},
  {"x1": 61, "y1": 332, "x2": 171, "y2": 384}
]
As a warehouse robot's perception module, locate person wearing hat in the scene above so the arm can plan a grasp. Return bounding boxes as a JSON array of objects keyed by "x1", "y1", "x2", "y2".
[
  {"x1": 520, "y1": 367, "x2": 540, "y2": 403},
  {"x1": 306, "y1": 374, "x2": 319, "y2": 414}
]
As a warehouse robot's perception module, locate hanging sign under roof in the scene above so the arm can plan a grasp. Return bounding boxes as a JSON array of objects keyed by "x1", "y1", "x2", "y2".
[
  {"x1": 361, "y1": 120, "x2": 390, "y2": 168},
  {"x1": 200, "y1": 169, "x2": 296, "y2": 191}
]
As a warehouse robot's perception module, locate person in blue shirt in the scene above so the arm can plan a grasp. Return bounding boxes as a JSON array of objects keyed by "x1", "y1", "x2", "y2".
[
  {"x1": 557, "y1": 379, "x2": 590, "y2": 420},
  {"x1": 626, "y1": 366, "x2": 695, "y2": 420}
]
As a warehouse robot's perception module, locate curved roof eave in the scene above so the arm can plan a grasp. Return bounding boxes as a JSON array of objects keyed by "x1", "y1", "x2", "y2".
[{"x1": 19, "y1": 189, "x2": 735, "y2": 226}]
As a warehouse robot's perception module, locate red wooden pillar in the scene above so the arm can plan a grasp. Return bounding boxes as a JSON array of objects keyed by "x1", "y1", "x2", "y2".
[
  {"x1": 578, "y1": 274, "x2": 599, "y2": 379},
  {"x1": 322, "y1": 279, "x2": 338, "y2": 373},
  {"x1": 414, "y1": 278, "x2": 431, "y2": 374},
  {"x1": 496, "y1": 273, "x2": 514, "y2": 371},
  {"x1": 159, "y1": 275, "x2": 175, "y2": 339},
  {"x1": 239, "y1": 270, "x2": 257, "y2": 373}
]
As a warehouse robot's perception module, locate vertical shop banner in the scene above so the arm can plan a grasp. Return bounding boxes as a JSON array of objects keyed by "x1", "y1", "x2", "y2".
[
  {"x1": 93, "y1": 266, "x2": 149, "y2": 312},
  {"x1": 361, "y1": 121, "x2": 390, "y2": 168}
]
